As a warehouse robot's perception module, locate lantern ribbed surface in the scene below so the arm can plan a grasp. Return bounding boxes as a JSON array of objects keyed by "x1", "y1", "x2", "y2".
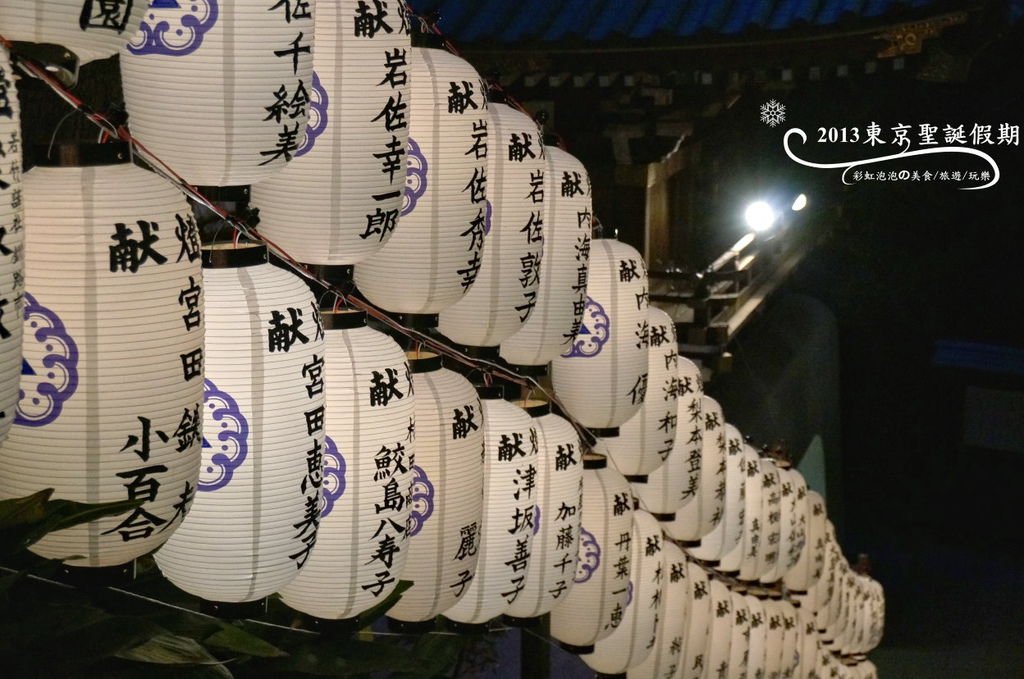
[
  {"x1": 550, "y1": 462, "x2": 634, "y2": 651},
  {"x1": 439, "y1": 103, "x2": 546, "y2": 347},
  {"x1": 605, "y1": 306, "x2": 678, "y2": 477},
  {"x1": 356, "y1": 46, "x2": 489, "y2": 315},
  {"x1": 671, "y1": 395, "x2": 725, "y2": 544},
  {"x1": 505, "y1": 409, "x2": 583, "y2": 619},
  {"x1": 762, "y1": 599, "x2": 787, "y2": 679},
  {"x1": 387, "y1": 361, "x2": 485, "y2": 623},
  {"x1": 635, "y1": 357, "x2": 703, "y2": 520},
  {"x1": 728, "y1": 591, "x2": 751, "y2": 679},
  {"x1": 500, "y1": 145, "x2": 591, "y2": 367},
  {"x1": 251, "y1": 0, "x2": 411, "y2": 266},
  {"x1": 0, "y1": 0, "x2": 144, "y2": 64},
  {"x1": 784, "y1": 488, "x2": 825, "y2": 592},
  {"x1": 720, "y1": 446, "x2": 762, "y2": 574},
  {"x1": 0, "y1": 50, "x2": 23, "y2": 445},
  {"x1": 780, "y1": 599, "x2": 801, "y2": 678},
  {"x1": 796, "y1": 598, "x2": 820, "y2": 679},
  {"x1": 583, "y1": 509, "x2": 665, "y2": 674},
  {"x1": 702, "y1": 579, "x2": 734, "y2": 679},
  {"x1": 745, "y1": 595, "x2": 769, "y2": 679},
  {"x1": 551, "y1": 238, "x2": 648, "y2": 429},
  {"x1": 121, "y1": 0, "x2": 315, "y2": 186},
  {"x1": 444, "y1": 396, "x2": 538, "y2": 624},
  {"x1": 752, "y1": 459, "x2": 783, "y2": 580},
  {"x1": 627, "y1": 540, "x2": 690, "y2": 679},
  {"x1": 0, "y1": 161, "x2": 203, "y2": 566},
  {"x1": 155, "y1": 252, "x2": 324, "y2": 602},
  {"x1": 678, "y1": 559, "x2": 711, "y2": 679},
  {"x1": 761, "y1": 468, "x2": 808, "y2": 584},
  {"x1": 689, "y1": 422, "x2": 745, "y2": 564},
  {"x1": 278, "y1": 316, "x2": 414, "y2": 620}
]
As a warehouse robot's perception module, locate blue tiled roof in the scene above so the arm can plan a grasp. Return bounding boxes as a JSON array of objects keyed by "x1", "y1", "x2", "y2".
[{"x1": 409, "y1": 0, "x2": 941, "y2": 43}]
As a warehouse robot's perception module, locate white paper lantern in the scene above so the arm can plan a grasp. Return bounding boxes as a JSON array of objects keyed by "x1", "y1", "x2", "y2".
[
  {"x1": 785, "y1": 489, "x2": 827, "y2": 593},
  {"x1": 356, "y1": 46, "x2": 489, "y2": 317},
  {"x1": 749, "y1": 458, "x2": 783, "y2": 581},
  {"x1": 121, "y1": 0, "x2": 315, "y2": 186},
  {"x1": 780, "y1": 600, "x2": 801, "y2": 678},
  {"x1": 251, "y1": 0, "x2": 411, "y2": 266},
  {"x1": 551, "y1": 238, "x2": 648, "y2": 431},
  {"x1": 746, "y1": 595, "x2": 769, "y2": 679},
  {"x1": 500, "y1": 145, "x2": 592, "y2": 369},
  {"x1": 678, "y1": 559, "x2": 712, "y2": 679},
  {"x1": 0, "y1": 50, "x2": 24, "y2": 446},
  {"x1": 634, "y1": 357, "x2": 703, "y2": 522},
  {"x1": 720, "y1": 445, "x2": 763, "y2": 575},
  {"x1": 505, "y1": 403, "x2": 583, "y2": 620},
  {"x1": 438, "y1": 102, "x2": 546, "y2": 348},
  {"x1": 550, "y1": 456, "x2": 634, "y2": 653},
  {"x1": 762, "y1": 599, "x2": 787, "y2": 679},
  {"x1": 155, "y1": 245, "x2": 324, "y2": 602},
  {"x1": 689, "y1": 422, "x2": 745, "y2": 565},
  {"x1": 0, "y1": 0, "x2": 144, "y2": 64},
  {"x1": 627, "y1": 540, "x2": 690, "y2": 679},
  {"x1": 605, "y1": 306, "x2": 679, "y2": 478},
  {"x1": 761, "y1": 468, "x2": 808, "y2": 584},
  {"x1": 386, "y1": 354, "x2": 484, "y2": 624},
  {"x1": 583, "y1": 510, "x2": 665, "y2": 674},
  {"x1": 444, "y1": 392, "x2": 538, "y2": 626},
  {"x1": 279, "y1": 310, "x2": 415, "y2": 620},
  {"x1": 795, "y1": 598, "x2": 820, "y2": 679},
  {"x1": 728, "y1": 591, "x2": 752, "y2": 679},
  {"x1": 0, "y1": 151, "x2": 203, "y2": 566},
  {"x1": 669, "y1": 395, "x2": 726, "y2": 544},
  {"x1": 701, "y1": 579, "x2": 734, "y2": 679}
]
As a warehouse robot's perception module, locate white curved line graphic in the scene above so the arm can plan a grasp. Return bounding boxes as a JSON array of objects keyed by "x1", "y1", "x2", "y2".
[{"x1": 783, "y1": 128, "x2": 999, "y2": 190}]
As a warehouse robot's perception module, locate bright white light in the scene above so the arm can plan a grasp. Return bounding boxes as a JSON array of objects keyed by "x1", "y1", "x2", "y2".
[
  {"x1": 792, "y1": 193, "x2": 808, "y2": 211},
  {"x1": 745, "y1": 201, "x2": 776, "y2": 232}
]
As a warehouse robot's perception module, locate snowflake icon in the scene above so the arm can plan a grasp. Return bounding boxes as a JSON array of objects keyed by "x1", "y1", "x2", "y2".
[{"x1": 760, "y1": 99, "x2": 786, "y2": 127}]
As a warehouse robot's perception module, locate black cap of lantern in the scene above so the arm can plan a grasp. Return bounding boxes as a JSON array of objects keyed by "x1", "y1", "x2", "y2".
[
  {"x1": 11, "y1": 41, "x2": 80, "y2": 87},
  {"x1": 478, "y1": 385, "x2": 506, "y2": 400},
  {"x1": 57, "y1": 562, "x2": 134, "y2": 588},
  {"x1": 582, "y1": 452, "x2": 607, "y2": 470},
  {"x1": 448, "y1": 342, "x2": 501, "y2": 362},
  {"x1": 386, "y1": 616, "x2": 437, "y2": 634},
  {"x1": 558, "y1": 641, "x2": 595, "y2": 655},
  {"x1": 677, "y1": 539, "x2": 702, "y2": 548},
  {"x1": 32, "y1": 142, "x2": 130, "y2": 168},
  {"x1": 308, "y1": 615, "x2": 361, "y2": 638},
  {"x1": 521, "y1": 401, "x2": 551, "y2": 417},
  {"x1": 625, "y1": 474, "x2": 649, "y2": 483},
  {"x1": 385, "y1": 311, "x2": 439, "y2": 331},
  {"x1": 195, "y1": 184, "x2": 251, "y2": 204},
  {"x1": 649, "y1": 511, "x2": 676, "y2": 522},
  {"x1": 502, "y1": 614, "x2": 541, "y2": 628},
  {"x1": 591, "y1": 426, "x2": 620, "y2": 438},
  {"x1": 443, "y1": 619, "x2": 489, "y2": 635},
  {"x1": 321, "y1": 309, "x2": 367, "y2": 330},
  {"x1": 202, "y1": 243, "x2": 269, "y2": 269},
  {"x1": 200, "y1": 598, "x2": 268, "y2": 619},
  {"x1": 596, "y1": 673, "x2": 627, "y2": 679},
  {"x1": 304, "y1": 263, "x2": 354, "y2": 289},
  {"x1": 503, "y1": 361, "x2": 548, "y2": 378},
  {"x1": 407, "y1": 352, "x2": 443, "y2": 374}
]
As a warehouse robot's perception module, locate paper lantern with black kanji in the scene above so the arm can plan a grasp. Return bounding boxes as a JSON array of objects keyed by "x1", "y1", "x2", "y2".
[
  {"x1": 121, "y1": 1, "x2": 315, "y2": 186},
  {"x1": 780, "y1": 599, "x2": 801, "y2": 678},
  {"x1": 505, "y1": 402, "x2": 583, "y2": 620},
  {"x1": 279, "y1": 310, "x2": 415, "y2": 620},
  {"x1": 745, "y1": 595, "x2": 769, "y2": 679},
  {"x1": 444, "y1": 392, "x2": 538, "y2": 625},
  {"x1": 356, "y1": 46, "x2": 489, "y2": 317},
  {"x1": 665, "y1": 395, "x2": 726, "y2": 543},
  {"x1": 719, "y1": 445, "x2": 762, "y2": 575},
  {"x1": 745, "y1": 457, "x2": 782, "y2": 581},
  {"x1": 439, "y1": 103, "x2": 546, "y2": 348},
  {"x1": 386, "y1": 354, "x2": 485, "y2": 624},
  {"x1": 551, "y1": 238, "x2": 648, "y2": 430},
  {"x1": 583, "y1": 510, "x2": 665, "y2": 674},
  {"x1": 251, "y1": 0, "x2": 411, "y2": 266},
  {"x1": 634, "y1": 357, "x2": 703, "y2": 522},
  {"x1": 689, "y1": 422, "x2": 745, "y2": 565},
  {"x1": 784, "y1": 489, "x2": 827, "y2": 593},
  {"x1": 0, "y1": 0, "x2": 144, "y2": 64},
  {"x1": 550, "y1": 456, "x2": 634, "y2": 653},
  {"x1": 762, "y1": 599, "x2": 787, "y2": 679},
  {"x1": 500, "y1": 146, "x2": 592, "y2": 369},
  {"x1": 0, "y1": 148, "x2": 203, "y2": 566},
  {"x1": 796, "y1": 594, "x2": 821, "y2": 679},
  {"x1": 605, "y1": 306, "x2": 678, "y2": 478},
  {"x1": 627, "y1": 540, "x2": 689, "y2": 679},
  {"x1": 702, "y1": 579, "x2": 734, "y2": 679},
  {"x1": 761, "y1": 467, "x2": 808, "y2": 584},
  {"x1": 728, "y1": 591, "x2": 751, "y2": 679},
  {"x1": 0, "y1": 50, "x2": 23, "y2": 446},
  {"x1": 155, "y1": 244, "x2": 324, "y2": 603},
  {"x1": 678, "y1": 559, "x2": 712, "y2": 679}
]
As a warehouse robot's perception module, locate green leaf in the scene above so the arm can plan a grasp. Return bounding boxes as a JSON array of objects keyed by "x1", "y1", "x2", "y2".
[
  {"x1": 116, "y1": 633, "x2": 231, "y2": 675},
  {"x1": 0, "y1": 489, "x2": 53, "y2": 529},
  {"x1": 204, "y1": 623, "x2": 288, "y2": 658},
  {"x1": 0, "y1": 490, "x2": 141, "y2": 556},
  {"x1": 356, "y1": 579, "x2": 413, "y2": 629}
]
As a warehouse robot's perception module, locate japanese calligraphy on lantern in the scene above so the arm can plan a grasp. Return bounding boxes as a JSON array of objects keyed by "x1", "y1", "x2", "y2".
[{"x1": 0, "y1": 48, "x2": 24, "y2": 444}]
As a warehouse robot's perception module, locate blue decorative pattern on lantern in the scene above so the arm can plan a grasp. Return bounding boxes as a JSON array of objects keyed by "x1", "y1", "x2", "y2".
[
  {"x1": 15, "y1": 293, "x2": 79, "y2": 428},
  {"x1": 402, "y1": 137, "x2": 428, "y2": 216},
  {"x1": 574, "y1": 526, "x2": 601, "y2": 583},
  {"x1": 407, "y1": 464, "x2": 436, "y2": 537},
  {"x1": 295, "y1": 71, "x2": 328, "y2": 158},
  {"x1": 320, "y1": 435, "x2": 345, "y2": 518},
  {"x1": 561, "y1": 296, "x2": 609, "y2": 358},
  {"x1": 199, "y1": 378, "x2": 248, "y2": 492},
  {"x1": 127, "y1": 0, "x2": 219, "y2": 57}
]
